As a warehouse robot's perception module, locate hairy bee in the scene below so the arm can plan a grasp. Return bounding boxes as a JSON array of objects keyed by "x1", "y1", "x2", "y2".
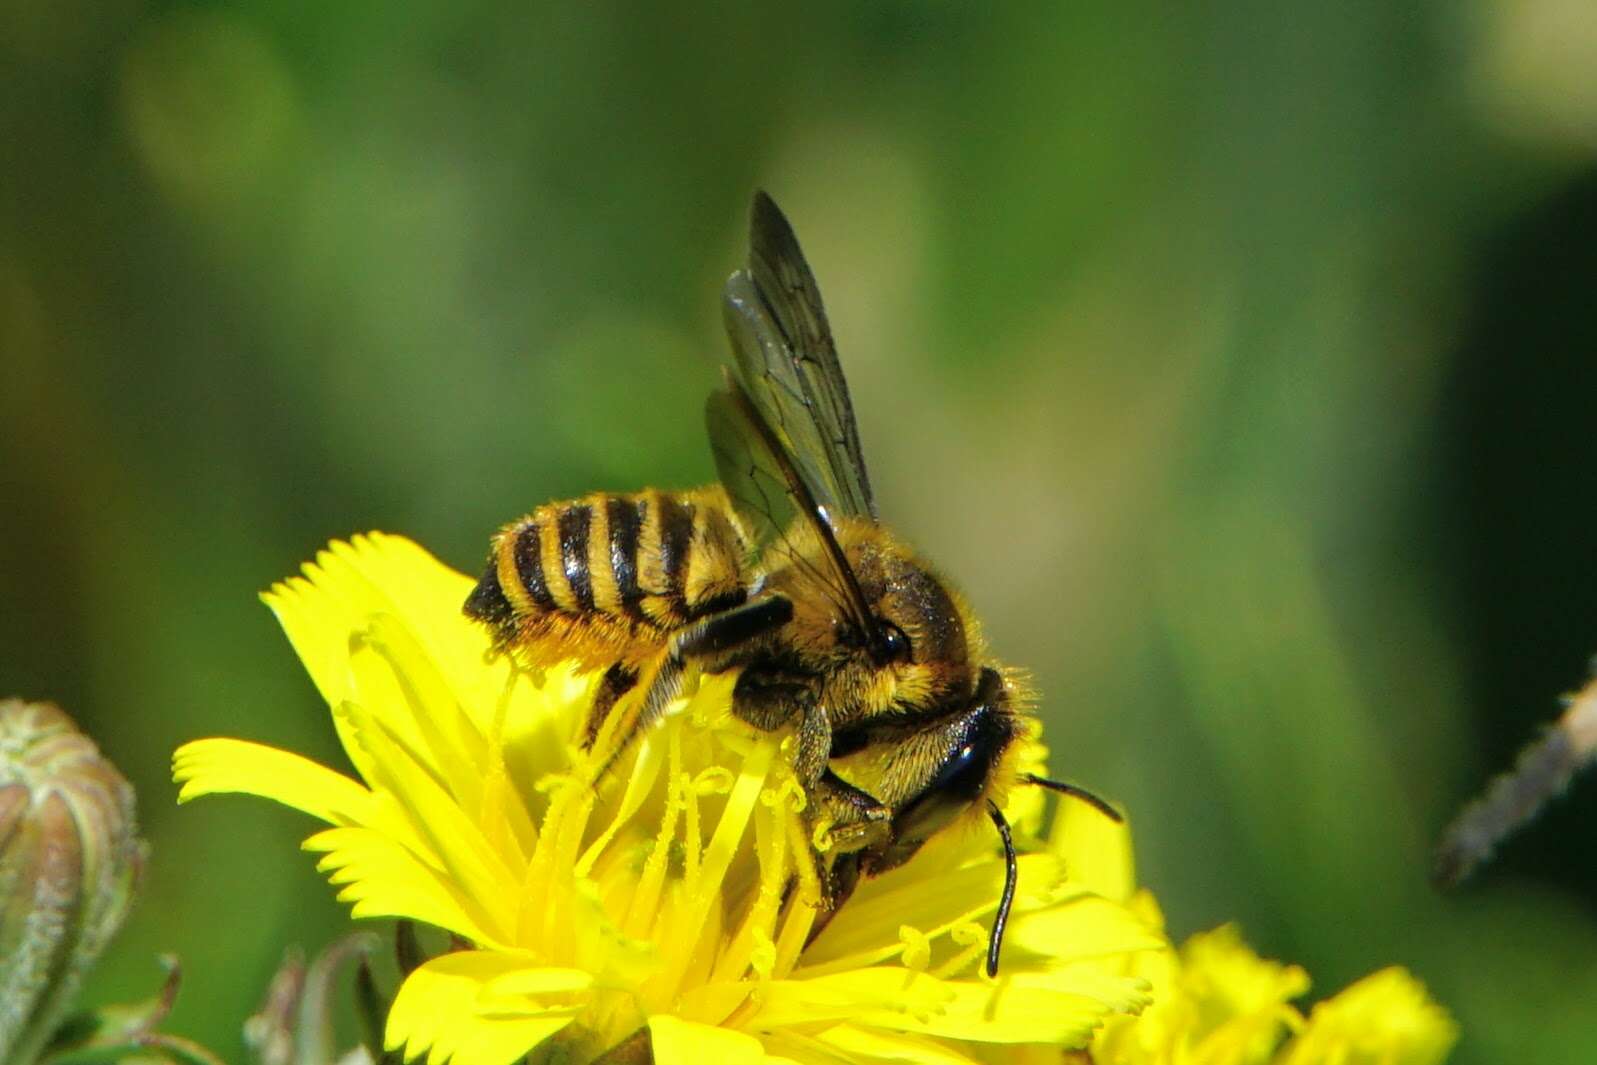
[{"x1": 464, "y1": 192, "x2": 1119, "y2": 975}]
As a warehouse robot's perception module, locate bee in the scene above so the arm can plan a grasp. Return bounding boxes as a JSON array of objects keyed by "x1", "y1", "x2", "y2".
[{"x1": 464, "y1": 191, "x2": 1120, "y2": 975}]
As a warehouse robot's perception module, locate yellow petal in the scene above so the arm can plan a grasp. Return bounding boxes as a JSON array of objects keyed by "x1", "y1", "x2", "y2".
[
  {"x1": 477, "y1": 967, "x2": 595, "y2": 1017},
  {"x1": 1180, "y1": 925, "x2": 1311, "y2": 1017},
  {"x1": 333, "y1": 698, "x2": 522, "y2": 943},
  {"x1": 802, "y1": 848, "x2": 1062, "y2": 972},
  {"x1": 747, "y1": 967, "x2": 1140, "y2": 1046},
  {"x1": 264, "y1": 534, "x2": 517, "y2": 781},
  {"x1": 303, "y1": 827, "x2": 498, "y2": 945},
  {"x1": 649, "y1": 1014, "x2": 770, "y2": 1065},
  {"x1": 347, "y1": 612, "x2": 491, "y2": 813},
  {"x1": 809, "y1": 1024, "x2": 985, "y2": 1064},
  {"x1": 1005, "y1": 895, "x2": 1167, "y2": 964},
  {"x1": 1276, "y1": 967, "x2": 1457, "y2": 1065},
  {"x1": 1049, "y1": 794, "x2": 1136, "y2": 904},
  {"x1": 269, "y1": 534, "x2": 486, "y2": 705},
  {"x1": 325, "y1": 535, "x2": 527, "y2": 728},
  {"x1": 498, "y1": 664, "x2": 597, "y2": 787},
  {"x1": 386, "y1": 951, "x2": 578, "y2": 1065},
  {"x1": 172, "y1": 738, "x2": 373, "y2": 825}
]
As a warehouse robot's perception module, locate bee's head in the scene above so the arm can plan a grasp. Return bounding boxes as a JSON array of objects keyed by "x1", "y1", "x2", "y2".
[
  {"x1": 831, "y1": 525, "x2": 979, "y2": 712},
  {"x1": 763, "y1": 518, "x2": 984, "y2": 716},
  {"x1": 854, "y1": 665, "x2": 1023, "y2": 873}
]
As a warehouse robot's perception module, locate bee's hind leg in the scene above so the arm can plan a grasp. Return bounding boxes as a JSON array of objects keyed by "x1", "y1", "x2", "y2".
[
  {"x1": 641, "y1": 595, "x2": 795, "y2": 732},
  {"x1": 591, "y1": 596, "x2": 794, "y2": 777},
  {"x1": 581, "y1": 663, "x2": 639, "y2": 748}
]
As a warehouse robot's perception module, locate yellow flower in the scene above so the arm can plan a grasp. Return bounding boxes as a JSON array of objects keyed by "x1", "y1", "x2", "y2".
[
  {"x1": 173, "y1": 534, "x2": 1165, "y2": 1065},
  {"x1": 1047, "y1": 802, "x2": 1459, "y2": 1065},
  {"x1": 1277, "y1": 967, "x2": 1459, "y2": 1065},
  {"x1": 173, "y1": 533, "x2": 1458, "y2": 1065}
]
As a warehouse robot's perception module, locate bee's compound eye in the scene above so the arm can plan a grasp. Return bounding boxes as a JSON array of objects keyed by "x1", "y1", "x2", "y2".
[{"x1": 877, "y1": 621, "x2": 911, "y2": 663}]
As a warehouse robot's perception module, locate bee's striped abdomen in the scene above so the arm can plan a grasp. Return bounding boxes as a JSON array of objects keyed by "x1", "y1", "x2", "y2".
[
  {"x1": 464, "y1": 486, "x2": 752, "y2": 672},
  {"x1": 604, "y1": 495, "x2": 646, "y2": 615}
]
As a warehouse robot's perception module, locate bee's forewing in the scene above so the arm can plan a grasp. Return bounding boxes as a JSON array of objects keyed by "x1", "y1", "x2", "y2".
[{"x1": 721, "y1": 191, "x2": 877, "y2": 523}]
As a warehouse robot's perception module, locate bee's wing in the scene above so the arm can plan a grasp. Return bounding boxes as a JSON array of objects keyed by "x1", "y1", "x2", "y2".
[
  {"x1": 706, "y1": 382, "x2": 796, "y2": 552},
  {"x1": 706, "y1": 378, "x2": 880, "y2": 643},
  {"x1": 720, "y1": 190, "x2": 877, "y2": 523}
]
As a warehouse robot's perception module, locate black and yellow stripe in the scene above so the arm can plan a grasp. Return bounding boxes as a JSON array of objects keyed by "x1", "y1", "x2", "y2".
[
  {"x1": 512, "y1": 520, "x2": 553, "y2": 609},
  {"x1": 653, "y1": 492, "x2": 695, "y2": 611},
  {"x1": 555, "y1": 503, "x2": 594, "y2": 610},
  {"x1": 603, "y1": 496, "x2": 646, "y2": 617}
]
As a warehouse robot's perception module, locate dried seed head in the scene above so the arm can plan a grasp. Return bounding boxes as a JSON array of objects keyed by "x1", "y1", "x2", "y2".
[{"x1": 0, "y1": 699, "x2": 145, "y2": 1065}]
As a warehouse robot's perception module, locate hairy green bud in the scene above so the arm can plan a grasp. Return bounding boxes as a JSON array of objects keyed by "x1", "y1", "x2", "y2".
[{"x1": 0, "y1": 698, "x2": 144, "y2": 1065}]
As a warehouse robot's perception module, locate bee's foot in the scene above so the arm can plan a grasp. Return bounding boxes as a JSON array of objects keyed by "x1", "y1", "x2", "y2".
[{"x1": 824, "y1": 818, "x2": 892, "y2": 855}]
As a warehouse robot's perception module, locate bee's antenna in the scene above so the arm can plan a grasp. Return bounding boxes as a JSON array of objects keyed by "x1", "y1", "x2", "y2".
[
  {"x1": 985, "y1": 800, "x2": 1018, "y2": 978},
  {"x1": 1024, "y1": 773, "x2": 1124, "y2": 823}
]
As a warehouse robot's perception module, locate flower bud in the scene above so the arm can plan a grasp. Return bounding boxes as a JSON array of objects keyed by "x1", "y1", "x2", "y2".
[{"x1": 0, "y1": 698, "x2": 144, "y2": 1065}]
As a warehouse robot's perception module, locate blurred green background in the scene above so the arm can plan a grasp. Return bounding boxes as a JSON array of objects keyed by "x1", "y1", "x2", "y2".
[{"x1": 4, "y1": 1, "x2": 1597, "y2": 1060}]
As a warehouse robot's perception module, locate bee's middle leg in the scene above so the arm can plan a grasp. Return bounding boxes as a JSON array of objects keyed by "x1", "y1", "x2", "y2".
[
  {"x1": 732, "y1": 672, "x2": 890, "y2": 845},
  {"x1": 730, "y1": 674, "x2": 833, "y2": 786},
  {"x1": 728, "y1": 668, "x2": 809, "y2": 732}
]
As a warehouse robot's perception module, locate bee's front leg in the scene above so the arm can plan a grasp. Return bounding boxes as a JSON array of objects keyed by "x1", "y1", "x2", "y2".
[
  {"x1": 812, "y1": 769, "x2": 891, "y2": 853},
  {"x1": 806, "y1": 770, "x2": 890, "y2": 909}
]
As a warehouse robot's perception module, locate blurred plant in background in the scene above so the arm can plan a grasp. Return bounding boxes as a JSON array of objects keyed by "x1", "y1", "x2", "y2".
[
  {"x1": 243, "y1": 935, "x2": 382, "y2": 1065},
  {"x1": 1436, "y1": 666, "x2": 1597, "y2": 887},
  {"x1": 5, "y1": 1, "x2": 1597, "y2": 1062},
  {"x1": 0, "y1": 698, "x2": 220, "y2": 1065},
  {"x1": 0, "y1": 698, "x2": 143, "y2": 1063}
]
